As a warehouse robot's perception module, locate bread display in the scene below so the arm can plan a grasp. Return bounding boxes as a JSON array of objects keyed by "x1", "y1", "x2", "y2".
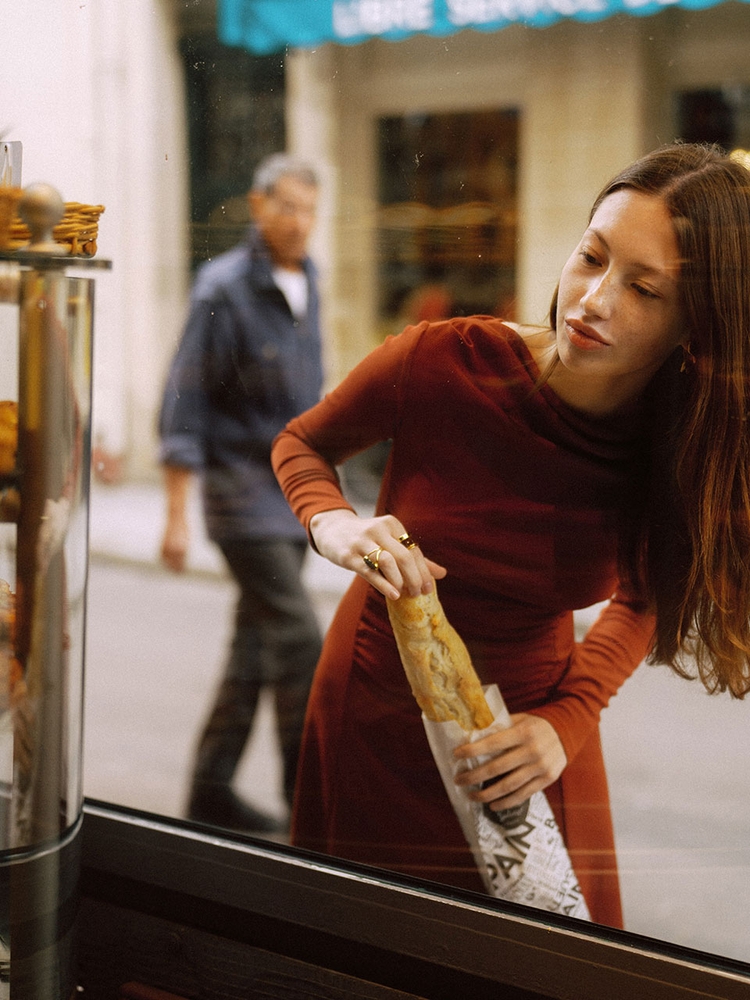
[
  {"x1": 387, "y1": 584, "x2": 494, "y2": 731},
  {"x1": 6, "y1": 201, "x2": 105, "y2": 257}
]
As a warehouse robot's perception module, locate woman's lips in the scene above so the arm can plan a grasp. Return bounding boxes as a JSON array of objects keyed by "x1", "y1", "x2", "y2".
[{"x1": 565, "y1": 319, "x2": 609, "y2": 351}]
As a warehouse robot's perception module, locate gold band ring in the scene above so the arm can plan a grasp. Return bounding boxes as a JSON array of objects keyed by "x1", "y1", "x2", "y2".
[
  {"x1": 363, "y1": 547, "x2": 383, "y2": 572},
  {"x1": 398, "y1": 533, "x2": 417, "y2": 550}
]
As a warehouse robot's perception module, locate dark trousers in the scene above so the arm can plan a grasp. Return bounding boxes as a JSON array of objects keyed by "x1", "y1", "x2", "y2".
[{"x1": 190, "y1": 538, "x2": 322, "y2": 810}]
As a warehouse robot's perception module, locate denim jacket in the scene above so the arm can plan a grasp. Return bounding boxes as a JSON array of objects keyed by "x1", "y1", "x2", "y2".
[{"x1": 159, "y1": 228, "x2": 323, "y2": 541}]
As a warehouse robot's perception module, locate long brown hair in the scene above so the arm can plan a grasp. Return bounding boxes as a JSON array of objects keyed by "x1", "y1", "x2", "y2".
[{"x1": 552, "y1": 142, "x2": 750, "y2": 697}]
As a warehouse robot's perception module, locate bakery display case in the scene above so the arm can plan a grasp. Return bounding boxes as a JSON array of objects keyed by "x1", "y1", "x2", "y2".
[{"x1": 0, "y1": 180, "x2": 109, "y2": 1000}]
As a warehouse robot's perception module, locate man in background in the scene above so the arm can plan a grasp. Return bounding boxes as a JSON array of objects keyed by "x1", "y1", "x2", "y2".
[{"x1": 158, "y1": 153, "x2": 323, "y2": 834}]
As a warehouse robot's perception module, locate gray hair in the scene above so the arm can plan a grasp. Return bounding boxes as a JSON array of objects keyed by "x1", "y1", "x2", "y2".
[{"x1": 251, "y1": 153, "x2": 319, "y2": 195}]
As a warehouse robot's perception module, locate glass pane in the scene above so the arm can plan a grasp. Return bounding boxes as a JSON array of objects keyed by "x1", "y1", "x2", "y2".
[{"x1": 4, "y1": 0, "x2": 750, "y2": 982}]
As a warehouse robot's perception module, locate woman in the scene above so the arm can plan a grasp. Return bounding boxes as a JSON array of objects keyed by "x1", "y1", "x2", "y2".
[{"x1": 271, "y1": 143, "x2": 750, "y2": 927}]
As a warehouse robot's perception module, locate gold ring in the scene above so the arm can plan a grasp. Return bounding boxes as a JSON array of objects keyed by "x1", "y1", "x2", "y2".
[
  {"x1": 398, "y1": 533, "x2": 417, "y2": 550},
  {"x1": 363, "y1": 547, "x2": 383, "y2": 571}
]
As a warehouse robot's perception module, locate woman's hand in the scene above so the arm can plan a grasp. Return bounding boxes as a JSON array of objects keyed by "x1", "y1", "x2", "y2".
[
  {"x1": 309, "y1": 508, "x2": 447, "y2": 600},
  {"x1": 453, "y1": 714, "x2": 567, "y2": 811}
]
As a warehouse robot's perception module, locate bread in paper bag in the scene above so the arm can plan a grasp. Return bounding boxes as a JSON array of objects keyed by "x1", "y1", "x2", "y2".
[{"x1": 387, "y1": 584, "x2": 591, "y2": 919}]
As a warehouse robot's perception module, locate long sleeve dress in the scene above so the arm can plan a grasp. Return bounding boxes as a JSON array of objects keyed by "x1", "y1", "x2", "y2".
[{"x1": 272, "y1": 317, "x2": 656, "y2": 928}]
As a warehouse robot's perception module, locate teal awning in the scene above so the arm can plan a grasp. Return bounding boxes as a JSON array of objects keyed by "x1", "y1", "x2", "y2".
[{"x1": 218, "y1": 0, "x2": 742, "y2": 54}]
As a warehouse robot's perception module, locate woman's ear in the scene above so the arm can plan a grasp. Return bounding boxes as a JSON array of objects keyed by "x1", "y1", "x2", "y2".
[{"x1": 680, "y1": 342, "x2": 696, "y2": 371}]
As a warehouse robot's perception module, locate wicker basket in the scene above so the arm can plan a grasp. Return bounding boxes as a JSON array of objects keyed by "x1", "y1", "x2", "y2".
[{"x1": 5, "y1": 201, "x2": 105, "y2": 257}]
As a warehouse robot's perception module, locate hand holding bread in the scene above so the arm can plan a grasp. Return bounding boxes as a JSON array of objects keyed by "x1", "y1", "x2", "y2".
[{"x1": 310, "y1": 508, "x2": 446, "y2": 600}]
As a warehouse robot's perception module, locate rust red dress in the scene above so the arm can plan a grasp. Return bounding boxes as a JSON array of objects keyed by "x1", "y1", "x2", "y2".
[{"x1": 272, "y1": 318, "x2": 656, "y2": 927}]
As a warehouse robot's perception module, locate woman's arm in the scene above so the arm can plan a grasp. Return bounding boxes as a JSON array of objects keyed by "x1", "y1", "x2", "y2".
[
  {"x1": 454, "y1": 712, "x2": 567, "y2": 811},
  {"x1": 272, "y1": 322, "x2": 446, "y2": 598},
  {"x1": 531, "y1": 589, "x2": 655, "y2": 763},
  {"x1": 454, "y1": 589, "x2": 655, "y2": 810}
]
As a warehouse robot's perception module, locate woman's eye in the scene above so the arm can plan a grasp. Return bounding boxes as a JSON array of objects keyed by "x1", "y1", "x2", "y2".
[
  {"x1": 633, "y1": 284, "x2": 659, "y2": 299},
  {"x1": 579, "y1": 250, "x2": 600, "y2": 266}
]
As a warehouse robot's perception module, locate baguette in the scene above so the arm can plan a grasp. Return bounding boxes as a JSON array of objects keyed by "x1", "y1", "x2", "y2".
[{"x1": 387, "y1": 583, "x2": 494, "y2": 731}]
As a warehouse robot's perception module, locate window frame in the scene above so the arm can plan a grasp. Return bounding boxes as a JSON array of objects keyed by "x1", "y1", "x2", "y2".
[{"x1": 80, "y1": 799, "x2": 750, "y2": 999}]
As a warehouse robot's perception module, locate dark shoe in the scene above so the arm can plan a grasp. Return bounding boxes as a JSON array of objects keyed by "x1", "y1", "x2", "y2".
[{"x1": 187, "y1": 786, "x2": 285, "y2": 834}]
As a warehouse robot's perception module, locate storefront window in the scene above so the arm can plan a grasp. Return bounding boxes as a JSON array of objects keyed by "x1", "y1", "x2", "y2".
[
  {"x1": 4, "y1": 2, "x2": 750, "y2": 992},
  {"x1": 677, "y1": 85, "x2": 750, "y2": 150},
  {"x1": 376, "y1": 109, "x2": 518, "y2": 331},
  {"x1": 78, "y1": 0, "x2": 750, "y2": 968}
]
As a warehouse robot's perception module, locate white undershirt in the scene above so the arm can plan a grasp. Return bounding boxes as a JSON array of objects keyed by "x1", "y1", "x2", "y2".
[{"x1": 273, "y1": 267, "x2": 309, "y2": 319}]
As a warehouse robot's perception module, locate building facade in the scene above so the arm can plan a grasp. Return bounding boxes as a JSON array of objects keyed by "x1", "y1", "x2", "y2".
[{"x1": 281, "y1": 3, "x2": 750, "y2": 381}]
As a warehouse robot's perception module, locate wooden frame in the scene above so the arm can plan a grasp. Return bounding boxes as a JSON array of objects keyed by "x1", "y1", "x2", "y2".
[{"x1": 79, "y1": 800, "x2": 750, "y2": 1000}]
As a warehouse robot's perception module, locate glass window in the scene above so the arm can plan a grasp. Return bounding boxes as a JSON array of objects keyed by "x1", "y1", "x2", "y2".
[
  {"x1": 377, "y1": 109, "x2": 518, "y2": 330},
  {"x1": 2, "y1": 0, "x2": 750, "y2": 990}
]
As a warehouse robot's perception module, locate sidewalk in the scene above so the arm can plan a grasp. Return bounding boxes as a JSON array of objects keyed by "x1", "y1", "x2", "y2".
[{"x1": 83, "y1": 477, "x2": 353, "y2": 838}]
